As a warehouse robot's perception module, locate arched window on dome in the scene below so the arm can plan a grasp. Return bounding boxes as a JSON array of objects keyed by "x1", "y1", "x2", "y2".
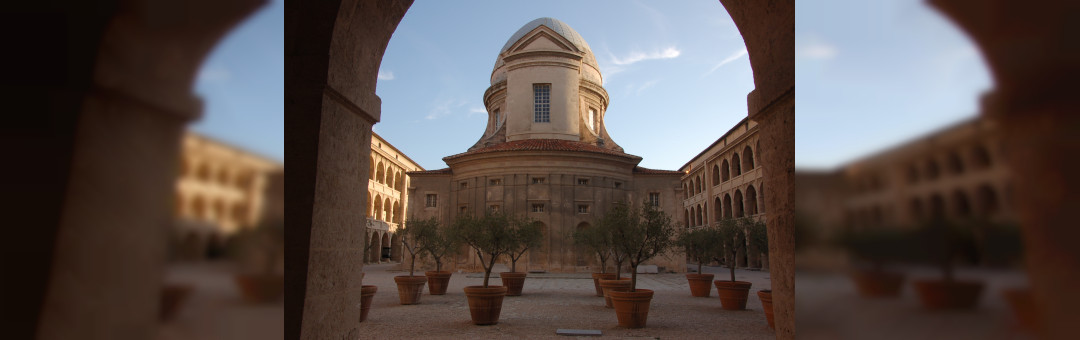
[
  {"x1": 587, "y1": 108, "x2": 597, "y2": 133},
  {"x1": 732, "y1": 153, "x2": 742, "y2": 176}
]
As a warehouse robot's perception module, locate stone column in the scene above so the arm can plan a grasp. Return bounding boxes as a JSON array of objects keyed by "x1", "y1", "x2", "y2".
[
  {"x1": 33, "y1": 1, "x2": 262, "y2": 339},
  {"x1": 929, "y1": 1, "x2": 1080, "y2": 338}
]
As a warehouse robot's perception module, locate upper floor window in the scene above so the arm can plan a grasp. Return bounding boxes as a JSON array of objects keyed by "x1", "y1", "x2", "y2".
[
  {"x1": 587, "y1": 108, "x2": 596, "y2": 132},
  {"x1": 460, "y1": 181, "x2": 469, "y2": 189},
  {"x1": 577, "y1": 178, "x2": 590, "y2": 185},
  {"x1": 425, "y1": 194, "x2": 438, "y2": 208},
  {"x1": 494, "y1": 109, "x2": 502, "y2": 128},
  {"x1": 648, "y1": 193, "x2": 660, "y2": 207},
  {"x1": 459, "y1": 205, "x2": 468, "y2": 214},
  {"x1": 489, "y1": 205, "x2": 500, "y2": 213},
  {"x1": 531, "y1": 203, "x2": 545, "y2": 213},
  {"x1": 533, "y1": 84, "x2": 551, "y2": 123},
  {"x1": 532, "y1": 177, "x2": 546, "y2": 184},
  {"x1": 577, "y1": 205, "x2": 590, "y2": 214},
  {"x1": 490, "y1": 178, "x2": 502, "y2": 185},
  {"x1": 614, "y1": 182, "x2": 622, "y2": 189}
]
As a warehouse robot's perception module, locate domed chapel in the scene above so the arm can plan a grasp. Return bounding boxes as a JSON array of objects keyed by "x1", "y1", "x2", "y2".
[{"x1": 408, "y1": 18, "x2": 685, "y2": 273}]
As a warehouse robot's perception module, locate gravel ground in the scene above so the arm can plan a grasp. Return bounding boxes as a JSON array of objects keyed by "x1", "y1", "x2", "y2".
[{"x1": 359, "y1": 263, "x2": 775, "y2": 339}]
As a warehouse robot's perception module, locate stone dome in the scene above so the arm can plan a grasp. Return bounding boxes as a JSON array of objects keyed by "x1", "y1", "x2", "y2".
[{"x1": 492, "y1": 17, "x2": 600, "y2": 78}]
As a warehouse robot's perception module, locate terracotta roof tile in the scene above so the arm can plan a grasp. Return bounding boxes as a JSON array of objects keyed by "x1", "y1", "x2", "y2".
[
  {"x1": 444, "y1": 139, "x2": 639, "y2": 161},
  {"x1": 408, "y1": 168, "x2": 452, "y2": 175},
  {"x1": 633, "y1": 166, "x2": 683, "y2": 175}
]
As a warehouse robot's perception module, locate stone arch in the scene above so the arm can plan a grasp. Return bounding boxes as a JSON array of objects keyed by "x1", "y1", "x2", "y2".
[
  {"x1": 373, "y1": 196, "x2": 383, "y2": 221},
  {"x1": 744, "y1": 145, "x2": 755, "y2": 170},
  {"x1": 370, "y1": 156, "x2": 376, "y2": 180},
  {"x1": 953, "y1": 189, "x2": 972, "y2": 218},
  {"x1": 696, "y1": 204, "x2": 703, "y2": 226},
  {"x1": 284, "y1": 1, "x2": 800, "y2": 337},
  {"x1": 746, "y1": 185, "x2": 758, "y2": 215},
  {"x1": 383, "y1": 198, "x2": 392, "y2": 223},
  {"x1": 976, "y1": 184, "x2": 999, "y2": 216},
  {"x1": 197, "y1": 163, "x2": 212, "y2": 182},
  {"x1": 376, "y1": 161, "x2": 385, "y2": 184},
  {"x1": 192, "y1": 196, "x2": 207, "y2": 220},
  {"x1": 906, "y1": 163, "x2": 920, "y2": 184},
  {"x1": 712, "y1": 164, "x2": 721, "y2": 186},
  {"x1": 732, "y1": 153, "x2": 742, "y2": 176},
  {"x1": 684, "y1": 209, "x2": 691, "y2": 228},
  {"x1": 217, "y1": 167, "x2": 230, "y2": 185},
  {"x1": 734, "y1": 189, "x2": 744, "y2": 218},
  {"x1": 380, "y1": 232, "x2": 391, "y2": 261},
  {"x1": 925, "y1": 158, "x2": 940, "y2": 180},
  {"x1": 393, "y1": 171, "x2": 401, "y2": 190},
  {"x1": 723, "y1": 194, "x2": 733, "y2": 219},
  {"x1": 390, "y1": 233, "x2": 402, "y2": 262},
  {"x1": 393, "y1": 201, "x2": 401, "y2": 223},
  {"x1": 721, "y1": 159, "x2": 730, "y2": 182},
  {"x1": 972, "y1": 144, "x2": 992, "y2": 169},
  {"x1": 694, "y1": 177, "x2": 701, "y2": 195},
  {"x1": 714, "y1": 197, "x2": 723, "y2": 222}
]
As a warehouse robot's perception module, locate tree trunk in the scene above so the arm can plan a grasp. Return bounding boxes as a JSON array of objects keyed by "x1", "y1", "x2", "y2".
[{"x1": 630, "y1": 265, "x2": 638, "y2": 292}]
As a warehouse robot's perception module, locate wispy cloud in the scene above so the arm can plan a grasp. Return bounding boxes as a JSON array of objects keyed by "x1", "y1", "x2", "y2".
[
  {"x1": 610, "y1": 47, "x2": 682, "y2": 66},
  {"x1": 635, "y1": 80, "x2": 659, "y2": 95},
  {"x1": 468, "y1": 107, "x2": 487, "y2": 117},
  {"x1": 702, "y1": 48, "x2": 748, "y2": 78},
  {"x1": 426, "y1": 99, "x2": 469, "y2": 120},
  {"x1": 378, "y1": 70, "x2": 395, "y2": 80},
  {"x1": 797, "y1": 35, "x2": 838, "y2": 60}
]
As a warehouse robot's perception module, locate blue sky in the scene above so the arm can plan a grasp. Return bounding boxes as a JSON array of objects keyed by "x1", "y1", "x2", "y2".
[
  {"x1": 796, "y1": 0, "x2": 992, "y2": 169},
  {"x1": 187, "y1": 0, "x2": 991, "y2": 170},
  {"x1": 374, "y1": 0, "x2": 754, "y2": 170},
  {"x1": 191, "y1": 0, "x2": 284, "y2": 162}
]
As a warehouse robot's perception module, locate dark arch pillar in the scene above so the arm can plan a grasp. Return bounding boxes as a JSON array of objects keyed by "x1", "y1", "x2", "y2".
[{"x1": 930, "y1": 1, "x2": 1080, "y2": 337}]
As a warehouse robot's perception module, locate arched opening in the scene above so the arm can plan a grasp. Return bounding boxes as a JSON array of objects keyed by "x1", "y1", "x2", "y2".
[
  {"x1": 192, "y1": 197, "x2": 206, "y2": 221},
  {"x1": 376, "y1": 162, "x2": 385, "y2": 184},
  {"x1": 732, "y1": 153, "x2": 742, "y2": 176},
  {"x1": 721, "y1": 159, "x2": 730, "y2": 182},
  {"x1": 393, "y1": 202, "x2": 401, "y2": 223},
  {"x1": 947, "y1": 151, "x2": 964, "y2": 175},
  {"x1": 734, "y1": 190, "x2": 744, "y2": 218},
  {"x1": 383, "y1": 164, "x2": 392, "y2": 185},
  {"x1": 972, "y1": 144, "x2": 992, "y2": 169},
  {"x1": 714, "y1": 197, "x2": 723, "y2": 222},
  {"x1": 746, "y1": 185, "x2": 758, "y2": 215},
  {"x1": 976, "y1": 184, "x2": 999, "y2": 216},
  {"x1": 373, "y1": 196, "x2": 383, "y2": 221},
  {"x1": 380, "y1": 232, "x2": 391, "y2": 262},
  {"x1": 744, "y1": 145, "x2": 755, "y2": 170},
  {"x1": 694, "y1": 177, "x2": 701, "y2": 195},
  {"x1": 723, "y1": 194, "x2": 733, "y2": 219},
  {"x1": 383, "y1": 198, "x2": 392, "y2": 223},
  {"x1": 367, "y1": 232, "x2": 380, "y2": 264},
  {"x1": 217, "y1": 168, "x2": 230, "y2": 185},
  {"x1": 575, "y1": 222, "x2": 591, "y2": 267},
  {"x1": 393, "y1": 171, "x2": 401, "y2": 190},
  {"x1": 684, "y1": 209, "x2": 690, "y2": 228},
  {"x1": 712, "y1": 164, "x2": 721, "y2": 186},
  {"x1": 925, "y1": 159, "x2": 940, "y2": 180},
  {"x1": 906, "y1": 163, "x2": 920, "y2": 184},
  {"x1": 696, "y1": 204, "x2": 703, "y2": 226},
  {"x1": 390, "y1": 233, "x2": 402, "y2": 262},
  {"x1": 930, "y1": 194, "x2": 946, "y2": 221},
  {"x1": 197, "y1": 163, "x2": 211, "y2": 182},
  {"x1": 370, "y1": 157, "x2": 376, "y2": 180},
  {"x1": 953, "y1": 189, "x2": 971, "y2": 218}
]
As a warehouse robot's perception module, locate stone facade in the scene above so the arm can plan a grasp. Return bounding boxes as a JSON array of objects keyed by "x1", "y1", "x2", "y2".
[
  {"x1": 173, "y1": 131, "x2": 284, "y2": 260},
  {"x1": 680, "y1": 117, "x2": 768, "y2": 268},
  {"x1": 364, "y1": 132, "x2": 423, "y2": 264},
  {"x1": 407, "y1": 18, "x2": 685, "y2": 274}
]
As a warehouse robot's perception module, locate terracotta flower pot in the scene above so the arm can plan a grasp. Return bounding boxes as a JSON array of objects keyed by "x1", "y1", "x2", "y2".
[
  {"x1": 463, "y1": 285, "x2": 508, "y2": 325},
  {"x1": 591, "y1": 273, "x2": 618, "y2": 297},
  {"x1": 714, "y1": 280, "x2": 752, "y2": 310},
  {"x1": 500, "y1": 271, "x2": 528, "y2": 296},
  {"x1": 686, "y1": 273, "x2": 715, "y2": 297},
  {"x1": 850, "y1": 269, "x2": 905, "y2": 298},
  {"x1": 912, "y1": 279, "x2": 984, "y2": 310},
  {"x1": 758, "y1": 290, "x2": 774, "y2": 329},
  {"x1": 394, "y1": 275, "x2": 427, "y2": 305},
  {"x1": 359, "y1": 285, "x2": 377, "y2": 322},
  {"x1": 234, "y1": 274, "x2": 284, "y2": 303},
  {"x1": 610, "y1": 289, "x2": 654, "y2": 329},
  {"x1": 1002, "y1": 287, "x2": 1039, "y2": 332},
  {"x1": 425, "y1": 271, "x2": 452, "y2": 295},
  {"x1": 160, "y1": 284, "x2": 193, "y2": 321},
  {"x1": 599, "y1": 278, "x2": 632, "y2": 308}
]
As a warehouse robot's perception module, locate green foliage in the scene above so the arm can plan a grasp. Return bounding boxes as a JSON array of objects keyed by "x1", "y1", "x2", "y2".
[
  {"x1": 507, "y1": 216, "x2": 543, "y2": 272},
  {"x1": 678, "y1": 227, "x2": 722, "y2": 272},
  {"x1": 600, "y1": 203, "x2": 636, "y2": 278},
  {"x1": 907, "y1": 219, "x2": 978, "y2": 282},
  {"x1": 978, "y1": 221, "x2": 1023, "y2": 266},
  {"x1": 408, "y1": 216, "x2": 457, "y2": 272},
  {"x1": 834, "y1": 226, "x2": 911, "y2": 270},
  {"x1": 717, "y1": 218, "x2": 759, "y2": 282},
  {"x1": 400, "y1": 217, "x2": 434, "y2": 276},
  {"x1": 609, "y1": 201, "x2": 678, "y2": 291},
  {"x1": 572, "y1": 219, "x2": 613, "y2": 273},
  {"x1": 449, "y1": 211, "x2": 516, "y2": 287},
  {"x1": 746, "y1": 219, "x2": 769, "y2": 255}
]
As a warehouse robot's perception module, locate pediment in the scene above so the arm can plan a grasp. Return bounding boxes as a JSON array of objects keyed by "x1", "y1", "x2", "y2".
[{"x1": 507, "y1": 27, "x2": 579, "y2": 54}]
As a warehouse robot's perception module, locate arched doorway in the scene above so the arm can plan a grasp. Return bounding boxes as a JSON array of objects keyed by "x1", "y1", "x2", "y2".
[
  {"x1": 390, "y1": 233, "x2": 402, "y2": 262},
  {"x1": 380, "y1": 232, "x2": 391, "y2": 262}
]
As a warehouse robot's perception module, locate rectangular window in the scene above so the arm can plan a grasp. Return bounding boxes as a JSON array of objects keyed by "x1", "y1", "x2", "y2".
[
  {"x1": 425, "y1": 194, "x2": 437, "y2": 208},
  {"x1": 533, "y1": 84, "x2": 551, "y2": 123},
  {"x1": 588, "y1": 108, "x2": 596, "y2": 132},
  {"x1": 490, "y1": 178, "x2": 502, "y2": 185},
  {"x1": 494, "y1": 109, "x2": 502, "y2": 128},
  {"x1": 577, "y1": 178, "x2": 589, "y2": 185},
  {"x1": 489, "y1": 205, "x2": 500, "y2": 213},
  {"x1": 532, "y1": 177, "x2": 545, "y2": 184},
  {"x1": 614, "y1": 182, "x2": 622, "y2": 189},
  {"x1": 648, "y1": 193, "x2": 660, "y2": 207},
  {"x1": 577, "y1": 204, "x2": 590, "y2": 214},
  {"x1": 460, "y1": 181, "x2": 468, "y2": 189},
  {"x1": 459, "y1": 205, "x2": 468, "y2": 214},
  {"x1": 531, "y1": 204, "x2": 545, "y2": 213}
]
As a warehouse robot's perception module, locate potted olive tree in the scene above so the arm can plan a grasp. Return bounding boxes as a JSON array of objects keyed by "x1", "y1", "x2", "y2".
[
  {"x1": 231, "y1": 220, "x2": 284, "y2": 304},
  {"x1": 359, "y1": 230, "x2": 377, "y2": 322},
  {"x1": 714, "y1": 217, "x2": 753, "y2": 310},
  {"x1": 410, "y1": 216, "x2": 456, "y2": 295},
  {"x1": 502, "y1": 216, "x2": 543, "y2": 296},
  {"x1": 394, "y1": 219, "x2": 429, "y2": 305},
  {"x1": 678, "y1": 226, "x2": 722, "y2": 297},
  {"x1": 608, "y1": 201, "x2": 677, "y2": 328},
  {"x1": 450, "y1": 211, "x2": 515, "y2": 325},
  {"x1": 597, "y1": 203, "x2": 633, "y2": 308},
  {"x1": 908, "y1": 219, "x2": 984, "y2": 310},
  {"x1": 572, "y1": 220, "x2": 616, "y2": 297},
  {"x1": 835, "y1": 227, "x2": 910, "y2": 298},
  {"x1": 978, "y1": 221, "x2": 1034, "y2": 331}
]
